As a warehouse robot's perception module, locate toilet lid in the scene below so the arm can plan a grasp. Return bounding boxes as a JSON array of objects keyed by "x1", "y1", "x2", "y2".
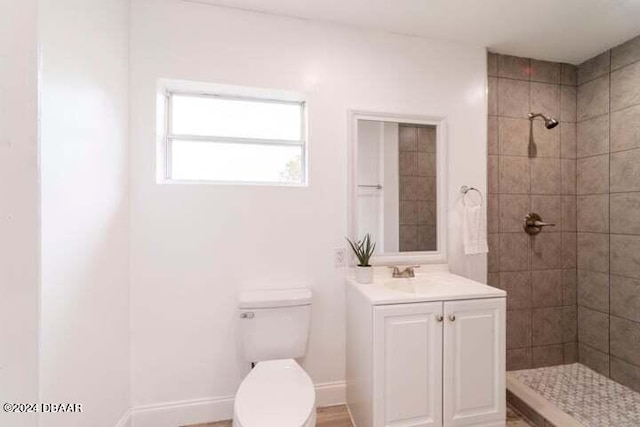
[{"x1": 235, "y1": 359, "x2": 316, "y2": 427}]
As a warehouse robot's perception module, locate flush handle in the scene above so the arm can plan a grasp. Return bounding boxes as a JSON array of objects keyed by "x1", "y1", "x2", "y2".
[
  {"x1": 240, "y1": 312, "x2": 255, "y2": 319},
  {"x1": 523, "y1": 213, "x2": 555, "y2": 235}
]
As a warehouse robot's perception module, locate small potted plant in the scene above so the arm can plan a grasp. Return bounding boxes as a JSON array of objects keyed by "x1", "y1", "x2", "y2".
[{"x1": 346, "y1": 233, "x2": 376, "y2": 284}]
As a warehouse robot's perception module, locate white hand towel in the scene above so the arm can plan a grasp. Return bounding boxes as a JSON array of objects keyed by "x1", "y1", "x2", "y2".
[{"x1": 463, "y1": 204, "x2": 488, "y2": 255}]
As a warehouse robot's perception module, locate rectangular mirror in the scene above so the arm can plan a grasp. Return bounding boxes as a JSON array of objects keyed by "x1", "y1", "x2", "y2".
[{"x1": 349, "y1": 111, "x2": 447, "y2": 265}]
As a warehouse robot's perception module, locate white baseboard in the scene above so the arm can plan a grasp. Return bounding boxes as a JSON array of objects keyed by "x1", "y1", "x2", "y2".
[{"x1": 129, "y1": 381, "x2": 346, "y2": 427}]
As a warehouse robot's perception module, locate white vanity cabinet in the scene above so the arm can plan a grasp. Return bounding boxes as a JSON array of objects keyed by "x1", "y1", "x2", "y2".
[{"x1": 346, "y1": 275, "x2": 506, "y2": 427}]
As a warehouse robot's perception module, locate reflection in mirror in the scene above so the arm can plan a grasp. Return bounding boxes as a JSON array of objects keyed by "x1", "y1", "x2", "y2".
[{"x1": 357, "y1": 120, "x2": 437, "y2": 254}]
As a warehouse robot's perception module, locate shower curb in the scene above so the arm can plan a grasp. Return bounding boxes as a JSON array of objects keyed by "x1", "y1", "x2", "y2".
[{"x1": 506, "y1": 371, "x2": 585, "y2": 427}]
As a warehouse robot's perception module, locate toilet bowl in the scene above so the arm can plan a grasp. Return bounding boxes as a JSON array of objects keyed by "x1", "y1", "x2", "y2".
[{"x1": 233, "y1": 359, "x2": 316, "y2": 427}]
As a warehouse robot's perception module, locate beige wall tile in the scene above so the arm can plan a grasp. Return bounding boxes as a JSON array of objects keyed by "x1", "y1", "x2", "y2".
[
  {"x1": 400, "y1": 201, "x2": 418, "y2": 225},
  {"x1": 416, "y1": 152, "x2": 436, "y2": 177},
  {"x1": 532, "y1": 344, "x2": 564, "y2": 368},
  {"x1": 611, "y1": 60, "x2": 640, "y2": 112},
  {"x1": 577, "y1": 154, "x2": 609, "y2": 194},
  {"x1": 578, "y1": 306, "x2": 609, "y2": 353},
  {"x1": 531, "y1": 195, "x2": 561, "y2": 227},
  {"x1": 564, "y1": 342, "x2": 578, "y2": 364},
  {"x1": 562, "y1": 195, "x2": 577, "y2": 232},
  {"x1": 532, "y1": 307, "x2": 563, "y2": 345},
  {"x1": 507, "y1": 347, "x2": 532, "y2": 371},
  {"x1": 610, "y1": 104, "x2": 640, "y2": 152},
  {"x1": 487, "y1": 52, "x2": 499, "y2": 77},
  {"x1": 610, "y1": 193, "x2": 640, "y2": 235},
  {"x1": 488, "y1": 77, "x2": 498, "y2": 116},
  {"x1": 563, "y1": 269, "x2": 577, "y2": 305},
  {"x1": 499, "y1": 156, "x2": 530, "y2": 194},
  {"x1": 399, "y1": 151, "x2": 417, "y2": 176},
  {"x1": 499, "y1": 55, "x2": 531, "y2": 80},
  {"x1": 531, "y1": 158, "x2": 561, "y2": 194},
  {"x1": 488, "y1": 233, "x2": 500, "y2": 272},
  {"x1": 500, "y1": 271, "x2": 532, "y2": 309},
  {"x1": 610, "y1": 316, "x2": 640, "y2": 366},
  {"x1": 488, "y1": 155, "x2": 499, "y2": 194},
  {"x1": 531, "y1": 59, "x2": 560, "y2": 84},
  {"x1": 417, "y1": 126, "x2": 436, "y2": 152},
  {"x1": 577, "y1": 194, "x2": 609, "y2": 233},
  {"x1": 500, "y1": 233, "x2": 530, "y2": 271},
  {"x1": 499, "y1": 117, "x2": 530, "y2": 156},
  {"x1": 532, "y1": 232, "x2": 562, "y2": 270},
  {"x1": 563, "y1": 306, "x2": 578, "y2": 342},
  {"x1": 560, "y1": 122, "x2": 577, "y2": 159},
  {"x1": 578, "y1": 51, "x2": 610, "y2": 85},
  {"x1": 561, "y1": 63, "x2": 578, "y2": 86},
  {"x1": 560, "y1": 85, "x2": 577, "y2": 123},
  {"x1": 578, "y1": 269, "x2": 610, "y2": 312},
  {"x1": 610, "y1": 149, "x2": 640, "y2": 192},
  {"x1": 611, "y1": 234, "x2": 640, "y2": 280},
  {"x1": 562, "y1": 232, "x2": 577, "y2": 269},
  {"x1": 399, "y1": 225, "x2": 417, "y2": 251},
  {"x1": 399, "y1": 125, "x2": 417, "y2": 151},
  {"x1": 610, "y1": 357, "x2": 640, "y2": 393},
  {"x1": 531, "y1": 269, "x2": 563, "y2": 308},
  {"x1": 507, "y1": 309, "x2": 532, "y2": 349},
  {"x1": 499, "y1": 194, "x2": 529, "y2": 232},
  {"x1": 577, "y1": 232, "x2": 609, "y2": 273},
  {"x1": 561, "y1": 159, "x2": 576, "y2": 195},
  {"x1": 579, "y1": 343, "x2": 610, "y2": 376},
  {"x1": 532, "y1": 120, "x2": 560, "y2": 158},
  {"x1": 577, "y1": 75, "x2": 610, "y2": 121},
  {"x1": 577, "y1": 115, "x2": 609, "y2": 158},
  {"x1": 417, "y1": 201, "x2": 436, "y2": 225},
  {"x1": 488, "y1": 115, "x2": 498, "y2": 155},
  {"x1": 610, "y1": 274, "x2": 640, "y2": 323},
  {"x1": 499, "y1": 78, "x2": 530, "y2": 118},
  {"x1": 611, "y1": 34, "x2": 640, "y2": 70},
  {"x1": 531, "y1": 82, "x2": 560, "y2": 118}
]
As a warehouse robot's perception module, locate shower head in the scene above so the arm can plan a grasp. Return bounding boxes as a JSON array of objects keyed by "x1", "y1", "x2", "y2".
[{"x1": 529, "y1": 112, "x2": 559, "y2": 129}]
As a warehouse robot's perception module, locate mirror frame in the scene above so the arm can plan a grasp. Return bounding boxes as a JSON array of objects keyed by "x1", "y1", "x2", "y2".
[{"x1": 347, "y1": 110, "x2": 448, "y2": 266}]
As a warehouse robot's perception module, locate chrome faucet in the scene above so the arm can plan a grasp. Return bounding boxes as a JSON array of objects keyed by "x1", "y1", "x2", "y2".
[{"x1": 391, "y1": 266, "x2": 419, "y2": 278}]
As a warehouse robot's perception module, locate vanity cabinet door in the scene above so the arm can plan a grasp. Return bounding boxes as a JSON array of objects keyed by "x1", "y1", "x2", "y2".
[
  {"x1": 373, "y1": 302, "x2": 443, "y2": 427},
  {"x1": 443, "y1": 298, "x2": 505, "y2": 427}
]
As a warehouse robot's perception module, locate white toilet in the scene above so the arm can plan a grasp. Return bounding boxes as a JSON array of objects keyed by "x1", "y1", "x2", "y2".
[{"x1": 234, "y1": 288, "x2": 316, "y2": 427}]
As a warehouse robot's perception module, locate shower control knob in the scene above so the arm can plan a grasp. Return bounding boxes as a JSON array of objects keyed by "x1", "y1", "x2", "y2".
[{"x1": 523, "y1": 213, "x2": 555, "y2": 235}]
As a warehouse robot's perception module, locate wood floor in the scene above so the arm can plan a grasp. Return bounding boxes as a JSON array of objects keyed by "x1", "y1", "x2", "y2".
[
  {"x1": 186, "y1": 403, "x2": 532, "y2": 427},
  {"x1": 184, "y1": 404, "x2": 353, "y2": 427}
]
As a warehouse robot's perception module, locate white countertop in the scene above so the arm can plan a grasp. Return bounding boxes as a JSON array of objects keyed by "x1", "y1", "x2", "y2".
[{"x1": 347, "y1": 264, "x2": 506, "y2": 305}]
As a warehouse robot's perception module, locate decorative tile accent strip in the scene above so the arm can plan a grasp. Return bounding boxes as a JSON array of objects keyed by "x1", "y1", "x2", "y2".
[{"x1": 512, "y1": 363, "x2": 640, "y2": 426}]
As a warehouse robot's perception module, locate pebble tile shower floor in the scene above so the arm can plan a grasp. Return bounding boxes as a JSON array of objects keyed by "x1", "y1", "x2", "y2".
[{"x1": 510, "y1": 363, "x2": 640, "y2": 426}]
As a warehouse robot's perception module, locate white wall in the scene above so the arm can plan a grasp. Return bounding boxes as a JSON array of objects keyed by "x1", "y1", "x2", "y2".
[
  {"x1": 130, "y1": 0, "x2": 487, "y2": 423},
  {"x1": 0, "y1": 1, "x2": 40, "y2": 426},
  {"x1": 38, "y1": 0, "x2": 131, "y2": 426}
]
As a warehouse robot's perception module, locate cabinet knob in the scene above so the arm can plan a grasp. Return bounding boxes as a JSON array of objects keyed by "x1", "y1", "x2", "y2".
[
  {"x1": 449, "y1": 314, "x2": 456, "y2": 322},
  {"x1": 436, "y1": 315, "x2": 444, "y2": 322}
]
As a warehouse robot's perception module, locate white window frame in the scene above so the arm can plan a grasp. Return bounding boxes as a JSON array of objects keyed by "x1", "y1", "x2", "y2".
[{"x1": 163, "y1": 91, "x2": 307, "y2": 185}]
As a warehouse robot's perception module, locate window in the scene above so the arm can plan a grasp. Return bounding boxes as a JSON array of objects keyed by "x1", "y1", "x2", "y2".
[{"x1": 164, "y1": 92, "x2": 306, "y2": 184}]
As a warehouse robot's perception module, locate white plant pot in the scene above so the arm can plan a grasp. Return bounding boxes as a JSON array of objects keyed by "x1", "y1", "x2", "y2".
[{"x1": 355, "y1": 266, "x2": 374, "y2": 284}]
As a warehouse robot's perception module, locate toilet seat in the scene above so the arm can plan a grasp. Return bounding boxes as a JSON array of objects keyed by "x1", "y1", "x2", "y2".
[{"x1": 233, "y1": 359, "x2": 316, "y2": 427}]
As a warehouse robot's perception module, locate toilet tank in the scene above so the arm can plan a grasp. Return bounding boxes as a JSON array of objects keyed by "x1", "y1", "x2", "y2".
[{"x1": 238, "y1": 289, "x2": 312, "y2": 363}]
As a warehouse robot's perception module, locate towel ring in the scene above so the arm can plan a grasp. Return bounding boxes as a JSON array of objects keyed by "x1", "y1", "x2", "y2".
[{"x1": 461, "y1": 185, "x2": 483, "y2": 207}]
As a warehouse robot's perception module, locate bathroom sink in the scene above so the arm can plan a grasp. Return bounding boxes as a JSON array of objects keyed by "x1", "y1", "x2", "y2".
[
  {"x1": 383, "y1": 274, "x2": 480, "y2": 295},
  {"x1": 383, "y1": 278, "x2": 438, "y2": 294}
]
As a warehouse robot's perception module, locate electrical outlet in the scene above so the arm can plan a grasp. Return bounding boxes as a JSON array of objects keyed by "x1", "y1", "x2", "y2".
[{"x1": 334, "y1": 248, "x2": 346, "y2": 268}]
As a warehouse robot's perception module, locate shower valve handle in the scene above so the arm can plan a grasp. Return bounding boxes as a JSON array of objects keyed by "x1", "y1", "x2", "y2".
[{"x1": 523, "y1": 213, "x2": 555, "y2": 235}]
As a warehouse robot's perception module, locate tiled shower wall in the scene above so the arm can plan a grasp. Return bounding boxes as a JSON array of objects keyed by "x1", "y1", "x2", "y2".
[
  {"x1": 575, "y1": 34, "x2": 640, "y2": 393},
  {"x1": 398, "y1": 124, "x2": 437, "y2": 251},
  {"x1": 487, "y1": 53, "x2": 579, "y2": 370}
]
